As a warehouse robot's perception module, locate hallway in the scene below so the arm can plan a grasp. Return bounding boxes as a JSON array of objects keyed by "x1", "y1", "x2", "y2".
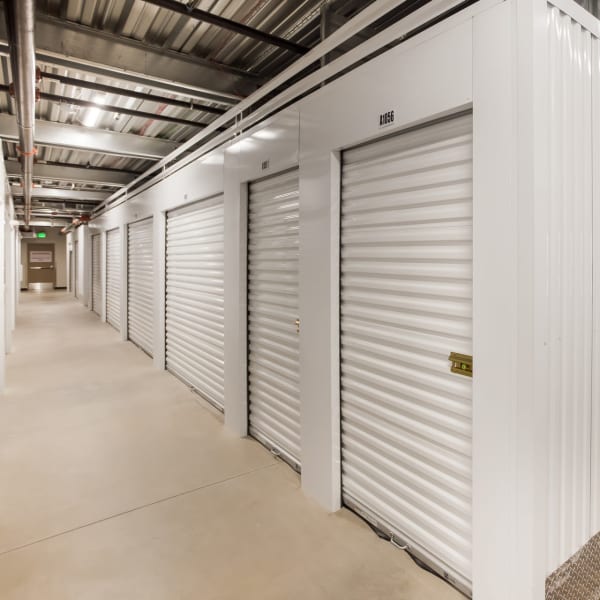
[{"x1": 0, "y1": 292, "x2": 462, "y2": 600}]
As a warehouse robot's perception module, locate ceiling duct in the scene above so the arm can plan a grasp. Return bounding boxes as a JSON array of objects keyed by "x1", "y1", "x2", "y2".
[{"x1": 4, "y1": 0, "x2": 37, "y2": 227}]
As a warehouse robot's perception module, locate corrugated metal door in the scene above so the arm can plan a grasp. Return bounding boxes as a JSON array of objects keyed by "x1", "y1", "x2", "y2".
[
  {"x1": 340, "y1": 114, "x2": 473, "y2": 591},
  {"x1": 91, "y1": 234, "x2": 101, "y2": 315},
  {"x1": 247, "y1": 168, "x2": 301, "y2": 469},
  {"x1": 106, "y1": 228, "x2": 121, "y2": 331},
  {"x1": 165, "y1": 196, "x2": 225, "y2": 410},
  {"x1": 73, "y1": 240, "x2": 78, "y2": 298},
  {"x1": 128, "y1": 218, "x2": 154, "y2": 356}
]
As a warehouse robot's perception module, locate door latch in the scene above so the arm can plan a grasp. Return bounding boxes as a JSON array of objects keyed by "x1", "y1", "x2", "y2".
[{"x1": 448, "y1": 352, "x2": 472, "y2": 378}]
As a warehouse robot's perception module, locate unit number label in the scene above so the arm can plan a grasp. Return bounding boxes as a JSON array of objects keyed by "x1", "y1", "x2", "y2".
[{"x1": 379, "y1": 110, "x2": 395, "y2": 128}]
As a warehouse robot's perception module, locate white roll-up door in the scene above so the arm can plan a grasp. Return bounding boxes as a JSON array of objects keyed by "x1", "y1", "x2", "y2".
[
  {"x1": 106, "y1": 228, "x2": 121, "y2": 331},
  {"x1": 247, "y1": 168, "x2": 301, "y2": 469},
  {"x1": 73, "y1": 240, "x2": 78, "y2": 298},
  {"x1": 128, "y1": 218, "x2": 154, "y2": 356},
  {"x1": 91, "y1": 234, "x2": 101, "y2": 315},
  {"x1": 166, "y1": 196, "x2": 225, "y2": 410},
  {"x1": 340, "y1": 114, "x2": 473, "y2": 592}
]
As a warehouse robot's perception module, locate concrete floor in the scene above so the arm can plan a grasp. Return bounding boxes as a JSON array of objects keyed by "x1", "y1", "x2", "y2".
[{"x1": 0, "y1": 291, "x2": 464, "y2": 600}]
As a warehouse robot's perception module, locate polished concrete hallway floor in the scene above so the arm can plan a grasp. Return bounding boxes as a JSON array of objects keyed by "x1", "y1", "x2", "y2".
[{"x1": 0, "y1": 292, "x2": 464, "y2": 600}]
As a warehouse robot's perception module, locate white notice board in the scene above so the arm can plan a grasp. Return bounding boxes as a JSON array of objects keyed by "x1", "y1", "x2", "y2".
[{"x1": 30, "y1": 251, "x2": 53, "y2": 263}]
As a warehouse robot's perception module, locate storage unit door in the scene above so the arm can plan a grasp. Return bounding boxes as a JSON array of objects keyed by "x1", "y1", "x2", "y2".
[
  {"x1": 73, "y1": 241, "x2": 78, "y2": 298},
  {"x1": 247, "y1": 168, "x2": 301, "y2": 468},
  {"x1": 128, "y1": 218, "x2": 154, "y2": 356},
  {"x1": 106, "y1": 228, "x2": 121, "y2": 331},
  {"x1": 165, "y1": 196, "x2": 225, "y2": 410},
  {"x1": 91, "y1": 234, "x2": 101, "y2": 315},
  {"x1": 340, "y1": 114, "x2": 473, "y2": 591}
]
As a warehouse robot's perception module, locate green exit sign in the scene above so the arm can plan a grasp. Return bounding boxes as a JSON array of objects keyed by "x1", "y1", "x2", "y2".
[{"x1": 36, "y1": 232, "x2": 46, "y2": 239}]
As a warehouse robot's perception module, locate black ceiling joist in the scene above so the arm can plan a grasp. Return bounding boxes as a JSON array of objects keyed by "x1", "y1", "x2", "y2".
[
  {"x1": 42, "y1": 73, "x2": 227, "y2": 116},
  {"x1": 143, "y1": 0, "x2": 308, "y2": 55},
  {"x1": 0, "y1": 84, "x2": 207, "y2": 129}
]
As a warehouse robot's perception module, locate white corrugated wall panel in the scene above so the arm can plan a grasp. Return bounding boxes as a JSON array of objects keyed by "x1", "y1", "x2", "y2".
[
  {"x1": 593, "y1": 25, "x2": 600, "y2": 544},
  {"x1": 166, "y1": 196, "x2": 225, "y2": 410},
  {"x1": 128, "y1": 218, "x2": 154, "y2": 356},
  {"x1": 546, "y1": 5, "x2": 595, "y2": 575},
  {"x1": 340, "y1": 114, "x2": 473, "y2": 591},
  {"x1": 106, "y1": 228, "x2": 121, "y2": 331},
  {"x1": 91, "y1": 234, "x2": 101, "y2": 315},
  {"x1": 247, "y1": 169, "x2": 301, "y2": 468}
]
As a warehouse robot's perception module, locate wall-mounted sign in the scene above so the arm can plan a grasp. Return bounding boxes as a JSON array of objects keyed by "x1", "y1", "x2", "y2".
[
  {"x1": 30, "y1": 251, "x2": 53, "y2": 263},
  {"x1": 379, "y1": 110, "x2": 395, "y2": 129},
  {"x1": 36, "y1": 232, "x2": 47, "y2": 239}
]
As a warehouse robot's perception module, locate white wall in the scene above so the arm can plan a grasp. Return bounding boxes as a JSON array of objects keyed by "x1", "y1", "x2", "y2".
[
  {"x1": 0, "y1": 152, "x2": 7, "y2": 391},
  {"x1": 85, "y1": 1, "x2": 600, "y2": 597},
  {"x1": 0, "y1": 145, "x2": 17, "y2": 391},
  {"x1": 66, "y1": 224, "x2": 91, "y2": 307},
  {"x1": 20, "y1": 226, "x2": 67, "y2": 289},
  {"x1": 5, "y1": 200, "x2": 16, "y2": 354}
]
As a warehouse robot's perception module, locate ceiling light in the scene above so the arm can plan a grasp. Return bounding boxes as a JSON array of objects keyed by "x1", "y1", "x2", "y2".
[{"x1": 82, "y1": 94, "x2": 107, "y2": 128}]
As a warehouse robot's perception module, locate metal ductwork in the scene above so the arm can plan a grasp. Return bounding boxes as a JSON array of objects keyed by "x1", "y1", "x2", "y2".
[{"x1": 4, "y1": 0, "x2": 37, "y2": 227}]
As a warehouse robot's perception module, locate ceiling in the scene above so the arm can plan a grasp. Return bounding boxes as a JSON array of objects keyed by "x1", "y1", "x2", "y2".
[
  {"x1": 2, "y1": 0, "x2": 598, "y2": 225},
  {"x1": 0, "y1": 0, "x2": 386, "y2": 224}
]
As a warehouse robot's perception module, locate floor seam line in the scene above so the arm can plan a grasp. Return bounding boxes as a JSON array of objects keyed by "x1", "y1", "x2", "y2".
[{"x1": 0, "y1": 462, "x2": 278, "y2": 557}]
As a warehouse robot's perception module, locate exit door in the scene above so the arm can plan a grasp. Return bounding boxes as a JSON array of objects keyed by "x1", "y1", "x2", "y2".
[{"x1": 27, "y1": 243, "x2": 55, "y2": 291}]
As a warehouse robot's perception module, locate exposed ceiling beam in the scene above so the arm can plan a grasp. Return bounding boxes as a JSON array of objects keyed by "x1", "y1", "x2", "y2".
[
  {"x1": 16, "y1": 198, "x2": 100, "y2": 208},
  {"x1": 142, "y1": 0, "x2": 308, "y2": 55},
  {"x1": 18, "y1": 218, "x2": 73, "y2": 224},
  {"x1": 16, "y1": 200, "x2": 97, "y2": 209},
  {"x1": 12, "y1": 187, "x2": 110, "y2": 202},
  {"x1": 0, "y1": 114, "x2": 179, "y2": 159},
  {"x1": 2, "y1": 45, "x2": 237, "y2": 107},
  {"x1": 5, "y1": 160, "x2": 134, "y2": 186},
  {"x1": 0, "y1": 85, "x2": 207, "y2": 129},
  {"x1": 39, "y1": 13, "x2": 258, "y2": 81},
  {"x1": 39, "y1": 160, "x2": 140, "y2": 176},
  {"x1": 15, "y1": 209, "x2": 96, "y2": 220},
  {"x1": 41, "y1": 73, "x2": 227, "y2": 116},
  {"x1": 0, "y1": 10, "x2": 257, "y2": 103}
]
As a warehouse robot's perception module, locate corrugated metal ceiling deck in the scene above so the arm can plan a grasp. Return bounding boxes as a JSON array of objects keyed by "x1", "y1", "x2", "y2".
[{"x1": 2, "y1": 0, "x2": 380, "y2": 222}]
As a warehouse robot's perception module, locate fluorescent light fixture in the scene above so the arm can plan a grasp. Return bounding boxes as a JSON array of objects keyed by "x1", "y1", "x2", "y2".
[{"x1": 82, "y1": 94, "x2": 107, "y2": 128}]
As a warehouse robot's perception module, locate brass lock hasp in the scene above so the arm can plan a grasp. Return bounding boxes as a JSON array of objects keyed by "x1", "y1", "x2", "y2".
[{"x1": 448, "y1": 352, "x2": 473, "y2": 378}]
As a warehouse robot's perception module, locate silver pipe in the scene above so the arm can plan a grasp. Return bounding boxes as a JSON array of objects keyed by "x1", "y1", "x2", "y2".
[{"x1": 4, "y1": 0, "x2": 36, "y2": 227}]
